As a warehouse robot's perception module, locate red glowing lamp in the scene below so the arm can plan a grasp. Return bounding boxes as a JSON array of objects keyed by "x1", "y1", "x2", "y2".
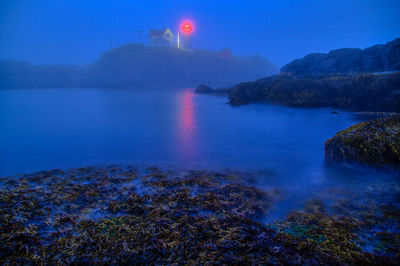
[{"x1": 181, "y1": 21, "x2": 193, "y2": 34}]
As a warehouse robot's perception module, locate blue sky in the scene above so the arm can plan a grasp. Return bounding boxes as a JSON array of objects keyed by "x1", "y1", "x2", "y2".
[{"x1": 0, "y1": 0, "x2": 399, "y2": 67}]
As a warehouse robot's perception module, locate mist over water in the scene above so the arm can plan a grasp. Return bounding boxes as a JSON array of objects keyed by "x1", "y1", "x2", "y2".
[
  {"x1": 1, "y1": 87, "x2": 397, "y2": 219},
  {"x1": 0, "y1": 87, "x2": 355, "y2": 175}
]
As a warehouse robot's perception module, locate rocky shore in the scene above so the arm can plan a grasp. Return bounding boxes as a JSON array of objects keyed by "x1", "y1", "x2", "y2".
[
  {"x1": 325, "y1": 115, "x2": 400, "y2": 167},
  {"x1": 1, "y1": 166, "x2": 399, "y2": 264},
  {"x1": 227, "y1": 72, "x2": 400, "y2": 112},
  {"x1": 196, "y1": 38, "x2": 400, "y2": 112}
]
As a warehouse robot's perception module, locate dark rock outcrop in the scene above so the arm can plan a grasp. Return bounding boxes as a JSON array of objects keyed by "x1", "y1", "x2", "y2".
[
  {"x1": 281, "y1": 38, "x2": 400, "y2": 76},
  {"x1": 228, "y1": 72, "x2": 400, "y2": 112},
  {"x1": 195, "y1": 84, "x2": 215, "y2": 93},
  {"x1": 229, "y1": 97, "x2": 249, "y2": 106},
  {"x1": 195, "y1": 84, "x2": 231, "y2": 96},
  {"x1": 325, "y1": 115, "x2": 400, "y2": 167}
]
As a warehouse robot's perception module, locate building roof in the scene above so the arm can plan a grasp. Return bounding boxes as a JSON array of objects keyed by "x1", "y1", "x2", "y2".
[
  {"x1": 149, "y1": 28, "x2": 174, "y2": 39},
  {"x1": 149, "y1": 29, "x2": 164, "y2": 38}
]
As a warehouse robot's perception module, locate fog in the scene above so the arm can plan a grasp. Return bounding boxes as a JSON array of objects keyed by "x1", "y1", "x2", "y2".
[
  {"x1": 1, "y1": 1, "x2": 400, "y2": 263},
  {"x1": 1, "y1": 0, "x2": 399, "y2": 67}
]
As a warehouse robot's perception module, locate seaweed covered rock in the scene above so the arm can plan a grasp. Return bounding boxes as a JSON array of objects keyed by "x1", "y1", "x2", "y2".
[
  {"x1": 0, "y1": 167, "x2": 278, "y2": 264},
  {"x1": 325, "y1": 115, "x2": 400, "y2": 166},
  {"x1": 275, "y1": 184, "x2": 400, "y2": 265},
  {"x1": 0, "y1": 166, "x2": 399, "y2": 264}
]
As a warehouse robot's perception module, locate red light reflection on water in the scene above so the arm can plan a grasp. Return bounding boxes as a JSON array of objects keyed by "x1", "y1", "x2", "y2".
[{"x1": 177, "y1": 89, "x2": 196, "y2": 160}]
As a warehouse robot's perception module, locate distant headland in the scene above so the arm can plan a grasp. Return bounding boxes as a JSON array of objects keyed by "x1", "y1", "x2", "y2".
[{"x1": 0, "y1": 44, "x2": 278, "y2": 89}]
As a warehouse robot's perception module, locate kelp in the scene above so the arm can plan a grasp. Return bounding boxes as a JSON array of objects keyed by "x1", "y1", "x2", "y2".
[{"x1": 0, "y1": 166, "x2": 399, "y2": 264}]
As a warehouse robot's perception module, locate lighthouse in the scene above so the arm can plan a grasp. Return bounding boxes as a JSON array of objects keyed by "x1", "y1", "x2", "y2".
[{"x1": 178, "y1": 21, "x2": 193, "y2": 49}]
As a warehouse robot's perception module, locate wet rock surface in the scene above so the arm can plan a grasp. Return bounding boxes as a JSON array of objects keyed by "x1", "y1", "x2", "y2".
[
  {"x1": 325, "y1": 115, "x2": 400, "y2": 167},
  {"x1": 0, "y1": 166, "x2": 399, "y2": 264},
  {"x1": 227, "y1": 72, "x2": 400, "y2": 111}
]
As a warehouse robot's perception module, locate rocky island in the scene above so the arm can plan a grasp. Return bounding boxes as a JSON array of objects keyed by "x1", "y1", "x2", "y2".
[{"x1": 0, "y1": 45, "x2": 277, "y2": 89}]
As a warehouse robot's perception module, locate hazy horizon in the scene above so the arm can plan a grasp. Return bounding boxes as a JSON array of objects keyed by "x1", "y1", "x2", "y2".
[{"x1": 1, "y1": 0, "x2": 399, "y2": 67}]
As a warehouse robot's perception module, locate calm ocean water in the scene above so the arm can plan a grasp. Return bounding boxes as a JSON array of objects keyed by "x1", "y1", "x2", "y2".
[{"x1": 1, "y1": 88, "x2": 398, "y2": 217}]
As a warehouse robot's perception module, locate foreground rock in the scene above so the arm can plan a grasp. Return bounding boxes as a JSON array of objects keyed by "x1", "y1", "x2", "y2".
[
  {"x1": 0, "y1": 166, "x2": 399, "y2": 264},
  {"x1": 228, "y1": 72, "x2": 400, "y2": 112},
  {"x1": 325, "y1": 115, "x2": 400, "y2": 167},
  {"x1": 281, "y1": 37, "x2": 400, "y2": 76}
]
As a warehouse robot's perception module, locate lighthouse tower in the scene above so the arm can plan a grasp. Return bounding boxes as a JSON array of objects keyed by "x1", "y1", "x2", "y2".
[{"x1": 178, "y1": 21, "x2": 193, "y2": 49}]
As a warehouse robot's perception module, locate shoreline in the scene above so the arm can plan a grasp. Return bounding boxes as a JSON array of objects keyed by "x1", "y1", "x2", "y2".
[{"x1": 1, "y1": 166, "x2": 399, "y2": 264}]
